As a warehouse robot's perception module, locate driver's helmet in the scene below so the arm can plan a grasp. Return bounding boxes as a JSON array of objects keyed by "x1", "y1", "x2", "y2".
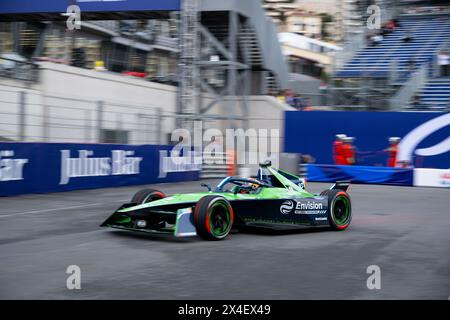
[{"x1": 238, "y1": 182, "x2": 259, "y2": 194}]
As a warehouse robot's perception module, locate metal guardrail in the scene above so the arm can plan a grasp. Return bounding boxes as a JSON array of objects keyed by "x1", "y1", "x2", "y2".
[
  {"x1": 0, "y1": 89, "x2": 163, "y2": 144},
  {"x1": 0, "y1": 88, "x2": 288, "y2": 145}
]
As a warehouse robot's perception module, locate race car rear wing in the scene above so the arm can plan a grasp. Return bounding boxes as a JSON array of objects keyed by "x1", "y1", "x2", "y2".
[{"x1": 330, "y1": 181, "x2": 350, "y2": 192}]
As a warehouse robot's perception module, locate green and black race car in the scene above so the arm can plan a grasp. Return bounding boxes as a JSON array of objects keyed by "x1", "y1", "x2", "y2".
[{"x1": 101, "y1": 161, "x2": 352, "y2": 240}]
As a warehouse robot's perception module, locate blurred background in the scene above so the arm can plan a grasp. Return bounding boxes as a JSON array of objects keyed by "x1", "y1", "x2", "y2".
[
  {"x1": 1, "y1": 1, "x2": 449, "y2": 300},
  {"x1": 0, "y1": 0, "x2": 449, "y2": 183}
]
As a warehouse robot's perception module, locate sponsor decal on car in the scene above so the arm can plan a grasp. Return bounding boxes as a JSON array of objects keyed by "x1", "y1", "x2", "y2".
[
  {"x1": 280, "y1": 200, "x2": 294, "y2": 214},
  {"x1": 280, "y1": 199, "x2": 327, "y2": 215}
]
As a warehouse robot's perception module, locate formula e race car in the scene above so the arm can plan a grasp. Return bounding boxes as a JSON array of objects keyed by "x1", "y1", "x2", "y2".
[{"x1": 101, "y1": 161, "x2": 352, "y2": 240}]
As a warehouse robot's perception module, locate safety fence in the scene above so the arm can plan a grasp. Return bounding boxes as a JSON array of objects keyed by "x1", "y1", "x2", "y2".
[{"x1": 0, "y1": 88, "x2": 165, "y2": 145}]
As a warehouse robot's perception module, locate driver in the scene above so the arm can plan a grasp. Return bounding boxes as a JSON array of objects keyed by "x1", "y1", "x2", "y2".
[{"x1": 236, "y1": 182, "x2": 260, "y2": 194}]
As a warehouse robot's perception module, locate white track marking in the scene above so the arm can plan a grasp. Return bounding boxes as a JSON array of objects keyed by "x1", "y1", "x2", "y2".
[{"x1": 0, "y1": 200, "x2": 129, "y2": 219}]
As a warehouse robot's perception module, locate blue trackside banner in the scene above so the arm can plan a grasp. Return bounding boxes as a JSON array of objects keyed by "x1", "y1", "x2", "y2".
[
  {"x1": 0, "y1": 143, "x2": 200, "y2": 197},
  {"x1": 285, "y1": 111, "x2": 450, "y2": 169},
  {"x1": 307, "y1": 164, "x2": 414, "y2": 186},
  {"x1": 0, "y1": 0, "x2": 181, "y2": 14}
]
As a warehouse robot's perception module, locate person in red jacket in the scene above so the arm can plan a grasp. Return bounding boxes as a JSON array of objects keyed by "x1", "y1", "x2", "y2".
[
  {"x1": 333, "y1": 134, "x2": 346, "y2": 165},
  {"x1": 342, "y1": 137, "x2": 356, "y2": 165},
  {"x1": 386, "y1": 137, "x2": 401, "y2": 167}
]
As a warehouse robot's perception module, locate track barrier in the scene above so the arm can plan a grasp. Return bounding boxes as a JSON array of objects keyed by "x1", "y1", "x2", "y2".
[
  {"x1": 307, "y1": 164, "x2": 414, "y2": 186},
  {"x1": 0, "y1": 142, "x2": 200, "y2": 197}
]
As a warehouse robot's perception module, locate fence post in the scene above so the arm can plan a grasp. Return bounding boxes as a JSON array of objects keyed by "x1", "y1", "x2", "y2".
[
  {"x1": 42, "y1": 95, "x2": 49, "y2": 142},
  {"x1": 116, "y1": 112, "x2": 123, "y2": 144},
  {"x1": 97, "y1": 100, "x2": 104, "y2": 143},
  {"x1": 19, "y1": 91, "x2": 26, "y2": 141},
  {"x1": 156, "y1": 108, "x2": 162, "y2": 145},
  {"x1": 85, "y1": 109, "x2": 91, "y2": 143}
]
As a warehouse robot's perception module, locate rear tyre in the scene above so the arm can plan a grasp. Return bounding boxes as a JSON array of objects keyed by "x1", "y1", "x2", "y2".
[
  {"x1": 320, "y1": 189, "x2": 352, "y2": 231},
  {"x1": 194, "y1": 196, "x2": 234, "y2": 240},
  {"x1": 131, "y1": 189, "x2": 165, "y2": 204}
]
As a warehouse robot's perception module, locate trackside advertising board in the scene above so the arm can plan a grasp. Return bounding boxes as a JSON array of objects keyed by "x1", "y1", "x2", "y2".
[
  {"x1": 0, "y1": 0, "x2": 181, "y2": 14},
  {"x1": 414, "y1": 168, "x2": 450, "y2": 188},
  {"x1": 285, "y1": 111, "x2": 450, "y2": 169},
  {"x1": 0, "y1": 143, "x2": 200, "y2": 197}
]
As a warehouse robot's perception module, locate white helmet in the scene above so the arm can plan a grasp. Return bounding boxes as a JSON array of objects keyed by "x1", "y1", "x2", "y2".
[
  {"x1": 344, "y1": 137, "x2": 354, "y2": 143},
  {"x1": 389, "y1": 137, "x2": 401, "y2": 143}
]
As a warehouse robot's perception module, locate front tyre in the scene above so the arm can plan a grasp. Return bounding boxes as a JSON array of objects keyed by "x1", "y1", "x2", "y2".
[
  {"x1": 194, "y1": 196, "x2": 234, "y2": 240},
  {"x1": 131, "y1": 189, "x2": 165, "y2": 204},
  {"x1": 321, "y1": 189, "x2": 352, "y2": 231}
]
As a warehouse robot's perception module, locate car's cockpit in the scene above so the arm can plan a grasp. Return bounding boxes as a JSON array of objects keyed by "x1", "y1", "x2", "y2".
[
  {"x1": 215, "y1": 177, "x2": 271, "y2": 194},
  {"x1": 203, "y1": 161, "x2": 306, "y2": 195}
]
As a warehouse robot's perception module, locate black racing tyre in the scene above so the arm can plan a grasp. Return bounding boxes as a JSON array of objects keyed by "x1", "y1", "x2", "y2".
[
  {"x1": 320, "y1": 189, "x2": 352, "y2": 231},
  {"x1": 194, "y1": 196, "x2": 234, "y2": 241},
  {"x1": 131, "y1": 189, "x2": 165, "y2": 204}
]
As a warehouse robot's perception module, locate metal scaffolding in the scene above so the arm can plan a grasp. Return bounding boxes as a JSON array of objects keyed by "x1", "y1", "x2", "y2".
[
  {"x1": 178, "y1": 0, "x2": 252, "y2": 130},
  {"x1": 178, "y1": 0, "x2": 200, "y2": 127}
]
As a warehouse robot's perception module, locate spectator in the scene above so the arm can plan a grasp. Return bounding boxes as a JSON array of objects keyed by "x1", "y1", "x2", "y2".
[
  {"x1": 411, "y1": 94, "x2": 423, "y2": 109},
  {"x1": 342, "y1": 137, "x2": 356, "y2": 165},
  {"x1": 381, "y1": 25, "x2": 390, "y2": 37},
  {"x1": 333, "y1": 134, "x2": 346, "y2": 165},
  {"x1": 402, "y1": 31, "x2": 413, "y2": 43},
  {"x1": 386, "y1": 20, "x2": 396, "y2": 31},
  {"x1": 381, "y1": 21, "x2": 395, "y2": 36},
  {"x1": 366, "y1": 33, "x2": 374, "y2": 47},
  {"x1": 407, "y1": 58, "x2": 416, "y2": 73},
  {"x1": 294, "y1": 94, "x2": 306, "y2": 111},
  {"x1": 371, "y1": 33, "x2": 383, "y2": 46},
  {"x1": 285, "y1": 89, "x2": 296, "y2": 107},
  {"x1": 385, "y1": 137, "x2": 401, "y2": 167},
  {"x1": 438, "y1": 50, "x2": 450, "y2": 77},
  {"x1": 392, "y1": 19, "x2": 400, "y2": 28},
  {"x1": 277, "y1": 91, "x2": 286, "y2": 104},
  {"x1": 288, "y1": 94, "x2": 305, "y2": 110}
]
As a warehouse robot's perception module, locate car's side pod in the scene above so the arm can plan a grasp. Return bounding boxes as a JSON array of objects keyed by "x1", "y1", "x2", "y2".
[{"x1": 330, "y1": 181, "x2": 350, "y2": 192}]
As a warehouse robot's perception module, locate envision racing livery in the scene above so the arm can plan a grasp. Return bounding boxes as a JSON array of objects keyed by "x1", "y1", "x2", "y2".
[{"x1": 101, "y1": 161, "x2": 352, "y2": 240}]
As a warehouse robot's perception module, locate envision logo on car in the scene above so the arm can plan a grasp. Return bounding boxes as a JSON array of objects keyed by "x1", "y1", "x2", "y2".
[
  {"x1": 280, "y1": 200, "x2": 294, "y2": 214},
  {"x1": 280, "y1": 199, "x2": 327, "y2": 215}
]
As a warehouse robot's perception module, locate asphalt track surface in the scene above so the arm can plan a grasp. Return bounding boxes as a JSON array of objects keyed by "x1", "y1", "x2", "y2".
[{"x1": 0, "y1": 181, "x2": 449, "y2": 300}]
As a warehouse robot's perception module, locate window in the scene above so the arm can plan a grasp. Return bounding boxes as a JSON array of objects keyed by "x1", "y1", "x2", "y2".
[{"x1": 101, "y1": 129, "x2": 129, "y2": 144}]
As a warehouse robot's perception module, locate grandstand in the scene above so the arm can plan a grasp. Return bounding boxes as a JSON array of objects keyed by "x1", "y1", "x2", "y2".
[
  {"x1": 334, "y1": 5, "x2": 450, "y2": 111},
  {"x1": 411, "y1": 77, "x2": 450, "y2": 110},
  {"x1": 335, "y1": 17, "x2": 450, "y2": 80}
]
